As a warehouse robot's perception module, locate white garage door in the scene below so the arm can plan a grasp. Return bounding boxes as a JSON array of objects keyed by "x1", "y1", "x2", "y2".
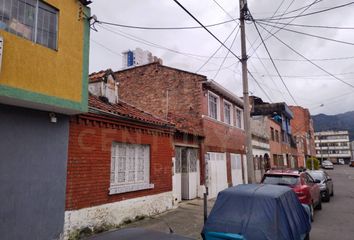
[{"x1": 207, "y1": 152, "x2": 228, "y2": 199}]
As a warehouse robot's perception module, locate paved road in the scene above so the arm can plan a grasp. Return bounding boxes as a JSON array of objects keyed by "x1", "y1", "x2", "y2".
[
  {"x1": 311, "y1": 165, "x2": 354, "y2": 240},
  {"x1": 89, "y1": 165, "x2": 354, "y2": 240}
]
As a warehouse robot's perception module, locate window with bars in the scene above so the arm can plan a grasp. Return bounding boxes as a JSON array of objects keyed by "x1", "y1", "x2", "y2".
[
  {"x1": 0, "y1": 0, "x2": 58, "y2": 49},
  {"x1": 224, "y1": 102, "x2": 232, "y2": 125},
  {"x1": 208, "y1": 92, "x2": 218, "y2": 120},
  {"x1": 110, "y1": 142, "x2": 154, "y2": 194}
]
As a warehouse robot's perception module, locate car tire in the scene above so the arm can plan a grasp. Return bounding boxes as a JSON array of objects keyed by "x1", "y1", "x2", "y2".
[
  {"x1": 304, "y1": 233, "x2": 310, "y2": 240},
  {"x1": 330, "y1": 189, "x2": 334, "y2": 196},
  {"x1": 324, "y1": 190, "x2": 330, "y2": 202},
  {"x1": 315, "y1": 199, "x2": 322, "y2": 210}
]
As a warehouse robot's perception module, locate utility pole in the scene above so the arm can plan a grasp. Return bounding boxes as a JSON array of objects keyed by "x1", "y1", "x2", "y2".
[{"x1": 239, "y1": 0, "x2": 255, "y2": 183}]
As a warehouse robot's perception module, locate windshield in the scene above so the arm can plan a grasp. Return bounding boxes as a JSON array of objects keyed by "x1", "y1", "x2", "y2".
[
  {"x1": 262, "y1": 175, "x2": 299, "y2": 186},
  {"x1": 309, "y1": 172, "x2": 325, "y2": 181}
]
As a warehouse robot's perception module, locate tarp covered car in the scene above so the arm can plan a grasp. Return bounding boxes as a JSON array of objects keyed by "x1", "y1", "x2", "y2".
[{"x1": 202, "y1": 184, "x2": 311, "y2": 240}]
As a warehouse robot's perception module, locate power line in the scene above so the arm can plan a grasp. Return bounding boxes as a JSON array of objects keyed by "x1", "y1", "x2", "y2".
[
  {"x1": 248, "y1": 70, "x2": 273, "y2": 102},
  {"x1": 253, "y1": 55, "x2": 354, "y2": 62},
  {"x1": 257, "y1": 21, "x2": 354, "y2": 47},
  {"x1": 97, "y1": 19, "x2": 235, "y2": 30},
  {"x1": 249, "y1": 0, "x2": 321, "y2": 59},
  {"x1": 255, "y1": 22, "x2": 354, "y2": 89},
  {"x1": 196, "y1": 23, "x2": 240, "y2": 73},
  {"x1": 172, "y1": 0, "x2": 241, "y2": 61},
  {"x1": 261, "y1": 0, "x2": 325, "y2": 19},
  {"x1": 256, "y1": 1, "x2": 354, "y2": 21},
  {"x1": 257, "y1": 20, "x2": 354, "y2": 30},
  {"x1": 250, "y1": 12, "x2": 298, "y2": 105}
]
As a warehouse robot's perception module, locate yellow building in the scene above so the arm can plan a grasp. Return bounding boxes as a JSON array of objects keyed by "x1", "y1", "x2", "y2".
[
  {"x1": 0, "y1": 0, "x2": 90, "y2": 113},
  {"x1": 0, "y1": 1, "x2": 91, "y2": 240}
]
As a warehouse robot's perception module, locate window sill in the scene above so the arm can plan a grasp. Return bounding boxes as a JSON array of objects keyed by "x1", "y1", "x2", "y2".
[{"x1": 109, "y1": 183, "x2": 154, "y2": 195}]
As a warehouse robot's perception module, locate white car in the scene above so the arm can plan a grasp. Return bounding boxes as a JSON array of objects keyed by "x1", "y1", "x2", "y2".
[{"x1": 322, "y1": 160, "x2": 334, "y2": 169}]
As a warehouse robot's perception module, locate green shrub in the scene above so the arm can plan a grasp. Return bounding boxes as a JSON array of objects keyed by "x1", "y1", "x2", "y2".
[{"x1": 306, "y1": 157, "x2": 319, "y2": 170}]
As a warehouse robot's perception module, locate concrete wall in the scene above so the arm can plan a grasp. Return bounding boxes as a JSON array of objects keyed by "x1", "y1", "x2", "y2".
[{"x1": 0, "y1": 104, "x2": 69, "y2": 240}]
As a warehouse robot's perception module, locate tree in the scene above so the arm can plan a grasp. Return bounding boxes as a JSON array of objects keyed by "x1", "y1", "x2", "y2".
[{"x1": 306, "y1": 157, "x2": 320, "y2": 170}]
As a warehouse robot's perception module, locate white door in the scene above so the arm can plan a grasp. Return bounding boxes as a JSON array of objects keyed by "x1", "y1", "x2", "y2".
[
  {"x1": 207, "y1": 152, "x2": 228, "y2": 199},
  {"x1": 172, "y1": 148, "x2": 182, "y2": 203},
  {"x1": 231, "y1": 153, "x2": 243, "y2": 186},
  {"x1": 181, "y1": 148, "x2": 199, "y2": 200}
]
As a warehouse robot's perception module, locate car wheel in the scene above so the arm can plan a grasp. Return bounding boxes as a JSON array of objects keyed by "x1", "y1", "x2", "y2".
[
  {"x1": 304, "y1": 233, "x2": 310, "y2": 240},
  {"x1": 315, "y1": 198, "x2": 322, "y2": 210},
  {"x1": 324, "y1": 190, "x2": 330, "y2": 202}
]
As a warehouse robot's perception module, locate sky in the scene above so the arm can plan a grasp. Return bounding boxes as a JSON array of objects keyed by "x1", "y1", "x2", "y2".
[{"x1": 88, "y1": 0, "x2": 354, "y2": 116}]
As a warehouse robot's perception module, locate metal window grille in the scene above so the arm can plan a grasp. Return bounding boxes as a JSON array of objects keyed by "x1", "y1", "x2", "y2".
[
  {"x1": 111, "y1": 142, "x2": 150, "y2": 186},
  {"x1": 0, "y1": 0, "x2": 58, "y2": 49}
]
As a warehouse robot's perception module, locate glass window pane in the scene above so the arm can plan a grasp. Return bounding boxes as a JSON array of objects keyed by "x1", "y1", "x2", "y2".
[{"x1": 36, "y1": 0, "x2": 57, "y2": 49}]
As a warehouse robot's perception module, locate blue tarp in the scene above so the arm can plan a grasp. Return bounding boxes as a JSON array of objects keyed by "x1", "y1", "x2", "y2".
[{"x1": 202, "y1": 184, "x2": 311, "y2": 240}]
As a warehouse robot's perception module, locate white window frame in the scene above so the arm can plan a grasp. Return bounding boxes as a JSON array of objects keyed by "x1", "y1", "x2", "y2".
[
  {"x1": 223, "y1": 99, "x2": 233, "y2": 126},
  {"x1": 109, "y1": 142, "x2": 154, "y2": 195},
  {"x1": 208, "y1": 91, "x2": 220, "y2": 121},
  {"x1": 235, "y1": 107, "x2": 244, "y2": 129}
]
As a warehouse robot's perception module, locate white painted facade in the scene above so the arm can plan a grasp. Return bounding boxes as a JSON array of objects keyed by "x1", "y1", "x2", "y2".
[
  {"x1": 230, "y1": 153, "x2": 243, "y2": 186},
  {"x1": 63, "y1": 192, "x2": 174, "y2": 239},
  {"x1": 207, "y1": 152, "x2": 228, "y2": 199}
]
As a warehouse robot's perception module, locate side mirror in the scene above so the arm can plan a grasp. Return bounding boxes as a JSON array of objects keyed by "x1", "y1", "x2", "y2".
[{"x1": 314, "y1": 179, "x2": 321, "y2": 184}]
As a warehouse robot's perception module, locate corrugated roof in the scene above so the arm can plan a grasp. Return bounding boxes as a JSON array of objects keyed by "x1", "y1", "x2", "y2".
[{"x1": 88, "y1": 94, "x2": 174, "y2": 128}]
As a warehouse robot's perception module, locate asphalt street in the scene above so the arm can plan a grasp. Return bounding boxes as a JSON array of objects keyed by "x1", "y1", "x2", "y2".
[
  {"x1": 311, "y1": 165, "x2": 354, "y2": 240},
  {"x1": 89, "y1": 165, "x2": 354, "y2": 240}
]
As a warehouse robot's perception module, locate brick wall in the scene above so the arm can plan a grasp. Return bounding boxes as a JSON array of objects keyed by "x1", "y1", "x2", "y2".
[
  {"x1": 66, "y1": 115, "x2": 174, "y2": 210},
  {"x1": 115, "y1": 63, "x2": 206, "y2": 136},
  {"x1": 269, "y1": 118, "x2": 282, "y2": 166}
]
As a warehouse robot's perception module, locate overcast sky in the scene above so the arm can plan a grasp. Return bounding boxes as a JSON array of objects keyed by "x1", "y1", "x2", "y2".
[{"x1": 88, "y1": 0, "x2": 354, "y2": 116}]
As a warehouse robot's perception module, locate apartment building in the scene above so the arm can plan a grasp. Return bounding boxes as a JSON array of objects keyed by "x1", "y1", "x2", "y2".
[{"x1": 315, "y1": 130, "x2": 351, "y2": 164}]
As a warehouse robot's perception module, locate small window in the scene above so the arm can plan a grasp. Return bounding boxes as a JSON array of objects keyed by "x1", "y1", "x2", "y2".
[
  {"x1": 0, "y1": 0, "x2": 58, "y2": 50},
  {"x1": 224, "y1": 102, "x2": 232, "y2": 125},
  {"x1": 208, "y1": 92, "x2": 218, "y2": 120},
  {"x1": 275, "y1": 130, "x2": 280, "y2": 142},
  {"x1": 236, "y1": 109, "x2": 242, "y2": 128},
  {"x1": 270, "y1": 127, "x2": 275, "y2": 141},
  {"x1": 110, "y1": 142, "x2": 154, "y2": 194}
]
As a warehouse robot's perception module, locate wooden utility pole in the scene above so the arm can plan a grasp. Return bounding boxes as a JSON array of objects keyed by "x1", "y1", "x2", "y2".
[{"x1": 239, "y1": 0, "x2": 255, "y2": 183}]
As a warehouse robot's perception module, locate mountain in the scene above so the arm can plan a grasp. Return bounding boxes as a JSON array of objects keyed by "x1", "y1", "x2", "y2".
[{"x1": 312, "y1": 111, "x2": 354, "y2": 141}]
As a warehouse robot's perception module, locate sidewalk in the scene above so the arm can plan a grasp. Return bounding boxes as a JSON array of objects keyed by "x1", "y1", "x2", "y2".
[{"x1": 89, "y1": 198, "x2": 215, "y2": 240}]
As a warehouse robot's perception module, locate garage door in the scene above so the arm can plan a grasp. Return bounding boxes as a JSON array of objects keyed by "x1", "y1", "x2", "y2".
[
  {"x1": 231, "y1": 153, "x2": 243, "y2": 186},
  {"x1": 207, "y1": 152, "x2": 228, "y2": 199}
]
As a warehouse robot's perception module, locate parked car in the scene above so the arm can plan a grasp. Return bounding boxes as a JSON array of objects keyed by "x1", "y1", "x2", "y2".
[
  {"x1": 261, "y1": 169, "x2": 321, "y2": 221},
  {"x1": 202, "y1": 184, "x2": 311, "y2": 240},
  {"x1": 308, "y1": 170, "x2": 334, "y2": 202},
  {"x1": 338, "y1": 159, "x2": 345, "y2": 165},
  {"x1": 322, "y1": 160, "x2": 334, "y2": 169}
]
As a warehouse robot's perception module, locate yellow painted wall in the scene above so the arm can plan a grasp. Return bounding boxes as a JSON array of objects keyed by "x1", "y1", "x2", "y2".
[{"x1": 0, "y1": 0, "x2": 85, "y2": 103}]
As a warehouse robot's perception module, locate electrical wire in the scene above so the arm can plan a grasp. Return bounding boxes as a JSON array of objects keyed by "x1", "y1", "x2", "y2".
[
  {"x1": 96, "y1": 19, "x2": 236, "y2": 30},
  {"x1": 248, "y1": 70, "x2": 273, "y2": 102},
  {"x1": 249, "y1": 0, "x2": 321, "y2": 58},
  {"x1": 255, "y1": 1, "x2": 354, "y2": 21},
  {"x1": 250, "y1": 12, "x2": 298, "y2": 105},
  {"x1": 255, "y1": 22, "x2": 354, "y2": 89},
  {"x1": 196, "y1": 23, "x2": 240, "y2": 73},
  {"x1": 172, "y1": 0, "x2": 241, "y2": 61},
  {"x1": 260, "y1": 0, "x2": 325, "y2": 19},
  {"x1": 257, "y1": 20, "x2": 354, "y2": 30},
  {"x1": 257, "y1": 21, "x2": 354, "y2": 47}
]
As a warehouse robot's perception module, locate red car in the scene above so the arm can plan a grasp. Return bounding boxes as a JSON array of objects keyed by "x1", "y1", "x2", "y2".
[{"x1": 261, "y1": 169, "x2": 322, "y2": 221}]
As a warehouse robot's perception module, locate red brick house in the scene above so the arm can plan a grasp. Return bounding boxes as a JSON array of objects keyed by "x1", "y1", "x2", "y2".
[
  {"x1": 290, "y1": 106, "x2": 316, "y2": 167},
  {"x1": 115, "y1": 63, "x2": 246, "y2": 199},
  {"x1": 64, "y1": 70, "x2": 175, "y2": 236}
]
